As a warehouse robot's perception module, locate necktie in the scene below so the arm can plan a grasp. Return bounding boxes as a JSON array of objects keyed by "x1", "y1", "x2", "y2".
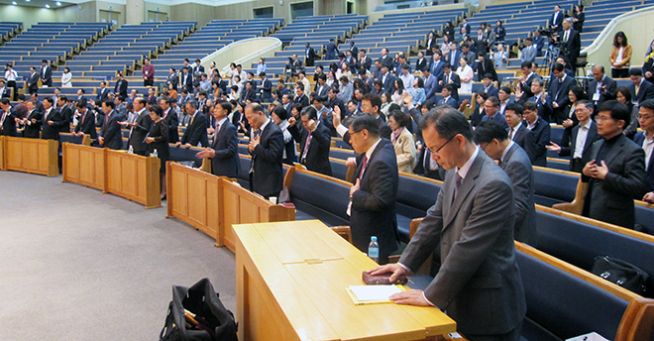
[
  {"x1": 213, "y1": 123, "x2": 221, "y2": 147},
  {"x1": 509, "y1": 127, "x2": 515, "y2": 140},
  {"x1": 453, "y1": 173, "x2": 463, "y2": 203},
  {"x1": 423, "y1": 149, "x2": 431, "y2": 171},
  {"x1": 301, "y1": 133, "x2": 312, "y2": 163},
  {"x1": 81, "y1": 112, "x2": 87, "y2": 126},
  {"x1": 249, "y1": 129, "x2": 262, "y2": 173},
  {"x1": 190, "y1": 114, "x2": 195, "y2": 126},
  {"x1": 358, "y1": 155, "x2": 368, "y2": 181},
  {"x1": 564, "y1": 31, "x2": 569, "y2": 43}
]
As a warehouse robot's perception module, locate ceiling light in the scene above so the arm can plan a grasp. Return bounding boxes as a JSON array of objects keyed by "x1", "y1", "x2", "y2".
[
  {"x1": 45, "y1": 3, "x2": 50, "y2": 8},
  {"x1": 12, "y1": 1, "x2": 17, "y2": 4},
  {"x1": 25, "y1": 0, "x2": 30, "y2": 2},
  {"x1": 56, "y1": 1, "x2": 61, "y2": 5}
]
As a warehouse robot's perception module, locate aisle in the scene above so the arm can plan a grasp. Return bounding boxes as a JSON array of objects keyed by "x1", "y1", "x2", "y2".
[{"x1": 0, "y1": 172, "x2": 235, "y2": 341}]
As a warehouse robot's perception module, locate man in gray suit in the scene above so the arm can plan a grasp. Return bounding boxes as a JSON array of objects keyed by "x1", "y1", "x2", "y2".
[
  {"x1": 582, "y1": 100, "x2": 647, "y2": 228},
  {"x1": 124, "y1": 98, "x2": 152, "y2": 155},
  {"x1": 370, "y1": 107, "x2": 526, "y2": 340},
  {"x1": 475, "y1": 121, "x2": 537, "y2": 245}
]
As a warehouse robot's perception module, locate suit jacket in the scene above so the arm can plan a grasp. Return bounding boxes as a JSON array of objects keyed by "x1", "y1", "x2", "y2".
[
  {"x1": 547, "y1": 75, "x2": 576, "y2": 119},
  {"x1": 521, "y1": 45, "x2": 537, "y2": 63},
  {"x1": 509, "y1": 124, "x2": 536, "y2": 163},
  {"x1": 559, "y1": 29, "x2": 581, "y2": 66},
  {"x1": 630, "y1": 79, "x2": 654, "y2": 105},
  {"x1": 482, "y1": 85, "x2": 499, "y2": 98},
  {"x1": 0, "y1": 109, "x2": 16, "y2": 137},
  {"x1": 28, "y1": 72, "x2": 39, "y2": 92},
  {"x1": 181, "y1": 112, "x2": 209, "y2": 147},
  {"x1": 96, "y1": 88, "x2": 109, "y2": 102},
  {"x1": 100, "y1": 110, "x2": 125, "y2": 149},
  {"x1": 358, "y1": 56, "x2": 372, "y2": 71},
  {"x1": 501, "y1": 143, "x2": 537, "y2": 245},
  {"x1": 481, "y1": 112, "x2": 508, "y2": 129},
  {"x1": 210, "y1": 119, "x2": 239, "y2": 178},
  {"x1": 439, "y1": 72, "x2": 461, "y2": 100},
  {"x1": 260, "y1": 79, "x2": 273, "y2": 101},
  {"x1": 289, "y1": 121, "x2": 332, "y2": 176},
  {"x1": 633, "y1": 132, "x2": 654, "y2": 191},
  {"x1": 445, "y1": 49, "x2": 461, "y2": 69},
  {"x1": 23, "y1": 109, "x2": 43, "y2": 138},
  {"x1": 40, "y1": 65, "x2": 52, "y2": 86},
  {"x1": 181, "y1": 73, "x2": 193, "y2": 92},
  {"x1": 250, "y1": 121, "x2": 284, "y2": 198},
  {"x1": 128, "y1": 109, "x2": 153, "y2": 154},
  {"x1": 74, "y1": 109, "x2": 98, "y2": 141},
  {"x1": 163, "y1": 108, "x2": 180, "y2": 143},
  {"x1": 415, "y1": 58, "x2": 428, "y2": 72},
  {"x1": 584, "y1": 134, "x2": 648, "y2": 228},
  {"x1": 413, "y1": 147, "x2": 446, "y2": 180},
  {"x1": 381, "y1": 73, "x2": 395, "y2": 93},
  {"x1": 0, "y1": 87, "x2": 9, "y2": 99},
  {"x1": 559, "y1": 121, "x2": 599, "y2": 172},
  {"x1": 59, "y1": 105, "x2": 74, "y2": 133},
  {"x1": 438, "y1": 96, "x2": 458, "y2": 108},
  {"x1": 475, "y1": 59, "x2": 497, "y2": 81},
  {"x1": 114, "y1": 79, "x2": 128, "y2": 98},
  {"x1": 305, "y1": 47, "x2": 316, "y2": 66},
  {"x1": 587, "y1": 75, "x2": 616, "y2": 103},
  {"x1": 167, "y1": 73, "x2": 179, "y2": 90},
  {"x1": 41, "y1": 108, "x2": 67, "y2": 140},
  {"x1": 400, "y1": 151, "x2": 526, "y2": 335},
  {"x1": 294, "y1": 94, "x2": 309, "y2": 107},
  {"x1": 350, "y1": 139, "x2": 399, "y2": 262},
  {"x1": 379, "y1": 55, "x2": 393, "y2": 69},
  {"x1": 551, "y1": 11, "x2": 563, "y2": 29},
  {"x1": 519, "y1": 73, "x2": 542, "y2": 102},
  {"x1": 523, "y1": 117, "x2": 550, "y2": 166}
]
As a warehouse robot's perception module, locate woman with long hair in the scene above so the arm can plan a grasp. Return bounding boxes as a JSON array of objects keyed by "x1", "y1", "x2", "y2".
[{"x1": 610, "y1": 31, "x2": 632, "y2": 78}]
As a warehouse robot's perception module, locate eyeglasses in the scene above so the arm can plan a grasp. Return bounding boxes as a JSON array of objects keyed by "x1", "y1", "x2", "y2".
[
  {"x1": 429, "y1": 134, "x2": 457, "y2": 154},
  {"x1": 638, "y1": 114, "x2": 654, "y2": 120},
  {"x1": 594, "y1": 116, "x2": 613, "y2": 123}
]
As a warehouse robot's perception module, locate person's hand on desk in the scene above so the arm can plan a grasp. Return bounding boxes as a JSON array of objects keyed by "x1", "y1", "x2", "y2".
[
  {"x1": 368, "y1": 263, "x2": 408, "y2": 284},
  {"x1": 390, "y1": 289, "x2": 431, "y2": 306}
]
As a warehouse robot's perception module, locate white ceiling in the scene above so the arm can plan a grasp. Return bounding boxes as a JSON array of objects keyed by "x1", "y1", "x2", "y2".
[{"x1": 62, "y1": 0, "x2": 256, "y2": 6}]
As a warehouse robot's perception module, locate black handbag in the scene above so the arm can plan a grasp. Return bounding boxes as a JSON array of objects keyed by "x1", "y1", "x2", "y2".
[
  {"x1": 591, "y1": 256, "x2": 650, "y2": 295},
  {"x1": 159, "y1": 278, "x2": 238, "y2": 341}
]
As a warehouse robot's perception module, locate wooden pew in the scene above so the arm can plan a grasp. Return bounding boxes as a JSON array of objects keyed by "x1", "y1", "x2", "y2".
[
  {"x1": 167, "y1": 162, "x2": 223, "y2": 242},
  {"x1": 105, "y1": 149, "x2": 161, "y2": 208},
  {"x1": 0, "y1": 136, "x2": 5, "y2": 171},
  {"x1": 62, "y1": 143, "x2": 106, "y2": 191},
  {"x1": 3, "y1": 137, "x2": 58, "y2": 176}
]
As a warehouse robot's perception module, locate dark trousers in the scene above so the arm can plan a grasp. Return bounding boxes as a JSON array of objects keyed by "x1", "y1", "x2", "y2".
[
  {"x1": 464, "y1": 322, "x2": 522, "y2": 341},
  {"x1": 612, "y1": 68, "x2": 629, "y2": 78},
  {"x1": 7, "y1": 80, "x2": 17, "y2": 100},
  {"x1": 144, "y1": 79, "x2": 154, "y2": 87}
]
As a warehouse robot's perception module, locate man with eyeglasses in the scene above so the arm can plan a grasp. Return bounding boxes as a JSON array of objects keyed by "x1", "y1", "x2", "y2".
[
  {"x1": 634, "y1": 99, "x2": 654, "y2": 203},
  {"x1": 547, "y1": 100, "x2": 600, "y2": 172},
  {"x1": 582, "y1": 100, "x2": 647, "y2": 228},
  {"x1": 368, "y1": 106, "x2": 526, "y2": 340}
]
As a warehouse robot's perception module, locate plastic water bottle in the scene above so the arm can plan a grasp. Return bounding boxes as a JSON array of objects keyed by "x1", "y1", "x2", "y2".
[
  {"x1": 152, "y1": 149, "x2": 158, "y2": 158},
  {"x1": 127, "y1": 145, "x2": 134, "y2": 154},
  {"x1": 368, "y1": 236, "x2": 379, "y2": 263}
]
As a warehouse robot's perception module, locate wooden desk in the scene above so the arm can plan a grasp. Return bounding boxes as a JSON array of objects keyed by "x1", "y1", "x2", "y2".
[
  {"x1": 62, "y1": 143, "x2": 106, "y2": 191},
  {"x1": 0, "y1": 136, "x2": 5, "y2": 170},
  {"x1": 105, "y1": 149, "x2": 161, "y2": 208},
  {"x1": 4, "y1": 137, "x2": 58, "y2": 176},
  {"x1": 167, "y1": 162, "x2": 222, "y2": 241},
  {"x1": 221, "y1": 179, "x2": 295, "y2": 252},
  {"x1": 233, "y1": 220, "x2": 456, "y2": 341}
]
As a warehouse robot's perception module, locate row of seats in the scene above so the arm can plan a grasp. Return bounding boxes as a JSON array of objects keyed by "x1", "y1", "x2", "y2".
[
  {"x1": 578, "y1": 0, "x2": 654, "y2": 49},
  {"x1": 0, "y1": 22, "x2": 111, "y2": 75},
  {"x1": 60, "y1": 21, "x2": 196, "y2": 80},
  {"x1": 0, "y1": 22, "x2": 22, "y2": 44}
]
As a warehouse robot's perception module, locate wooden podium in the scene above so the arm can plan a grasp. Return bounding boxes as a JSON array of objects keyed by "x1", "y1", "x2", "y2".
[
  {"x1": 4, "y1": 137, "x2": 58, "y2": 176},
  {"x1": 0, "y1": 136, "x2": 5, "y2": 170},
  {"x1": 105, "y1": 149, "x2": 161, "y2": 208},
  {"x1": 233, "y1": 220, "x2": 456, "y2": 341},
  {"x1": 62, "y1": 143, "x2": 106, "y2": 191},
  {"x1": 166, "y1": 162, "x2": 295, "y2": 249}
]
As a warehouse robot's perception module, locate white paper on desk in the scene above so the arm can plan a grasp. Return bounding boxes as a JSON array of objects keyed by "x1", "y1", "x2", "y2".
[
  {"x1": 348, "y1": 285, "x2": 403, "y2": 303},
  {"x1": 565, "y1": 332, "x2": 609, "y2": 341}
]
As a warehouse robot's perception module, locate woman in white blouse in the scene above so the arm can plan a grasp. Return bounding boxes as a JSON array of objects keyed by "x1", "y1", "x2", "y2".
[
  {"x1": 4, "y1": 64, "x2": 18, "y2": 100},
  {"x1": 456, "y1": 57, "x2": 474, "y2": 94},
  {"x1": 61, "y1": 67, "x2": 73, "y2": 88}
]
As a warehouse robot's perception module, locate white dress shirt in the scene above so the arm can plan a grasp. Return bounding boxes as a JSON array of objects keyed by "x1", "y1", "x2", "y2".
[
  {"x1": 642, "y1": 134, "x2": 654, "y2": 172},
  {"x1": 573, "y1": 120, "x2": 592, "y2": 159}
]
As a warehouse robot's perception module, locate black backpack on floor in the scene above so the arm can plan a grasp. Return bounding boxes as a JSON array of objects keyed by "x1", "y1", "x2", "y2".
[{"x1": 159, "y1": 278, "x2": 238, "y2": 341}]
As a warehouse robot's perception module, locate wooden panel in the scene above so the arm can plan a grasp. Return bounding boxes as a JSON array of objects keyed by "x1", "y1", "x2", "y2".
[
  {"x1": 4, "y1": 137, "x2": 58, "y2": 176},
  {"x1": 166, "y1": 162, "x2": 221, "y2": 241},
  {"x1": 233, "y1": 220, "x2": 457, "y2": 341},
  {"x1": 62, "y1": 143, "x2": 106, "y2": 191},
  {"x1": 0, "y1": 136, "x2": 5, "y2": 170},
  {"x1": 105, "y1": 150, "x2": 160, "y2": 208}
]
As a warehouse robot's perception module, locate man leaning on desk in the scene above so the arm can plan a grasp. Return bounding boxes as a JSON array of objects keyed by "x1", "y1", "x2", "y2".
[{"x1": 370, "y1": 106, "x2": 526, "y2": 341}]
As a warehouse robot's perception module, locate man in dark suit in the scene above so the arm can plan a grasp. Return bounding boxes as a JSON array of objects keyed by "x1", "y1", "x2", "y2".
[
  {"x1": 196, "y1": 101, "x2": 239, "y2": 178},
  {"x1": 357, "y1": 49, "x2": 372, "y2": 71},
  {"x1": 73, "y1": 99, "x2": 97, "y2": 142},
  {"x1": 587, "y1": 65, "x2": 616, "y2": 105},
  {"x1": 347, "y1": 115, "x2": 398, "y2": 263},
  {"x1": 633, "y1": 100, "x2": 654, "y2": 195},
  {"x1": 526, "y1": 78, "x2": 549, "y2": 119},
  {"x1": 559, "y1": 19, "x2": 581, "y2": 70},
  {"x1": 257, "y1": 72, "x2": 273, "y2": 102},
  {"x1": 0, "y1": 81, "x2": 10, "y2": 99},
  {"x1": 288, "y1": 106, "x2": 332, "y2": 176},
  {"x1": 325, "y1": 39, "x2": 339, "y2": 60},
  {"x1": 548, "y1": 100, "x2": 599, "y2": 172},
  {"x1": 56, "y1": 96, "x2": 73, "y2": 134},
  {"x1": 293, "y1": 83, "x2": 310, "y2": 108},
  {"x1": 167, "y1": 68, "x2": 179, "y2": 90},
  {"x1": 551, "y1": 5, "x2": 563, "y2": 31},
  {"x1": 371, "y1": 107, "x2": 526, "y2": 339},
  {"x1": 413, "y1": 144, "x2": 446, "y2": 180},
  {"x1": 21, "y1": 99, "x2": 42, "y2": 138},
  {"x1": 475, "y1": 53, "x2": 497, "y2": 82},
  {"x1": 475, "y1": 120, "x2": 537, "y2": 245},
  {"x1": 125, "y1": 98, "x2": 151, "y2": 155},
  {"x1": 333, "y1": 94, "x2": 391, "y2": 146},
  {"x1": 304, "y1": 43, "x2": 316, "y2": 67},
  {"x1": 98, "y1": 100, "x2": 124, "y2": 150},
  {"x1": 629, "y1": 69, "x2": 654, "y2": 106},
  {"x1": 480, "y1": 96, "x2": 508, "y2": 129},
  {"x1": 113, "y1": 72, "x2": 128, "y2": 99},
  {"x1": 0, "y1": 99, "x2": 17, "y2": 137},
  {"x1": 379, "y1": 48, "x2": 393, "y2": 70},
  {"x1": 40, "y1": 60, "x2": 52, "y2": 87},
  {"x1": 582, "y1": 100, "x2": 648, "y2": 228},
  {"x1": 27, "y1": 67, "x2": 39, "y2": 95},
  {"x1": 380, "y1": 66, "x2": 395, "y2": 93},
  {"x1": 159, "y1": 97, "x2": 179, "y2": 143},
  {"x1": 522, "y1": 101, "x2": 550, "y2": 166},
  {"x1": 547, "y1": 63, "x2": 576, "y2": 123},
  {"x1": 246, "y1": 103, "x2": 284, "y2": 198},
  {"x1": 180, "y1": 67, "x2": 193, "y2": 93},
  {"x1": 437, "y1": 85, "x2": 458, "y2": 108},
  {"x1": 517, "y1": 62, "x2": 541, "y2": 102},
  {"x1": 445, "y1": 41, "x2": 461, "y2": 69},
  {"x1": 315, "y1": 74, "x2": 329, "y2": 98},
  {"x1": 505, "y1": 103, "x2": 536, "y2": 163},
  {"x1": 40, "y1": 97, "x2": 66, "y2": 141},
  {"x1": 480, "y1": 74, "x2": 499, "y2": 97},
  {"x1": 96, "y1": 81, "x2": 109, "y2": 103},
  {"x1": 439, "y1": 64, "x2": 461, "y2": 101},
  {"x1": 178, "y1": 101, "x2": 208, "y2": 148},
  {"x1": 429, "y1": 51, "x2": 445, "y2": 82}
]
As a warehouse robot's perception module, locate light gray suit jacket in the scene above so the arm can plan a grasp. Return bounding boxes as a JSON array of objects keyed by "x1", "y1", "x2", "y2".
[
  {"x1": 399, "y1": 151, "x2": 526, "y2": 336},
  {"x1": 501, "y1": 143, "x2": 538, "y2": 245}
]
